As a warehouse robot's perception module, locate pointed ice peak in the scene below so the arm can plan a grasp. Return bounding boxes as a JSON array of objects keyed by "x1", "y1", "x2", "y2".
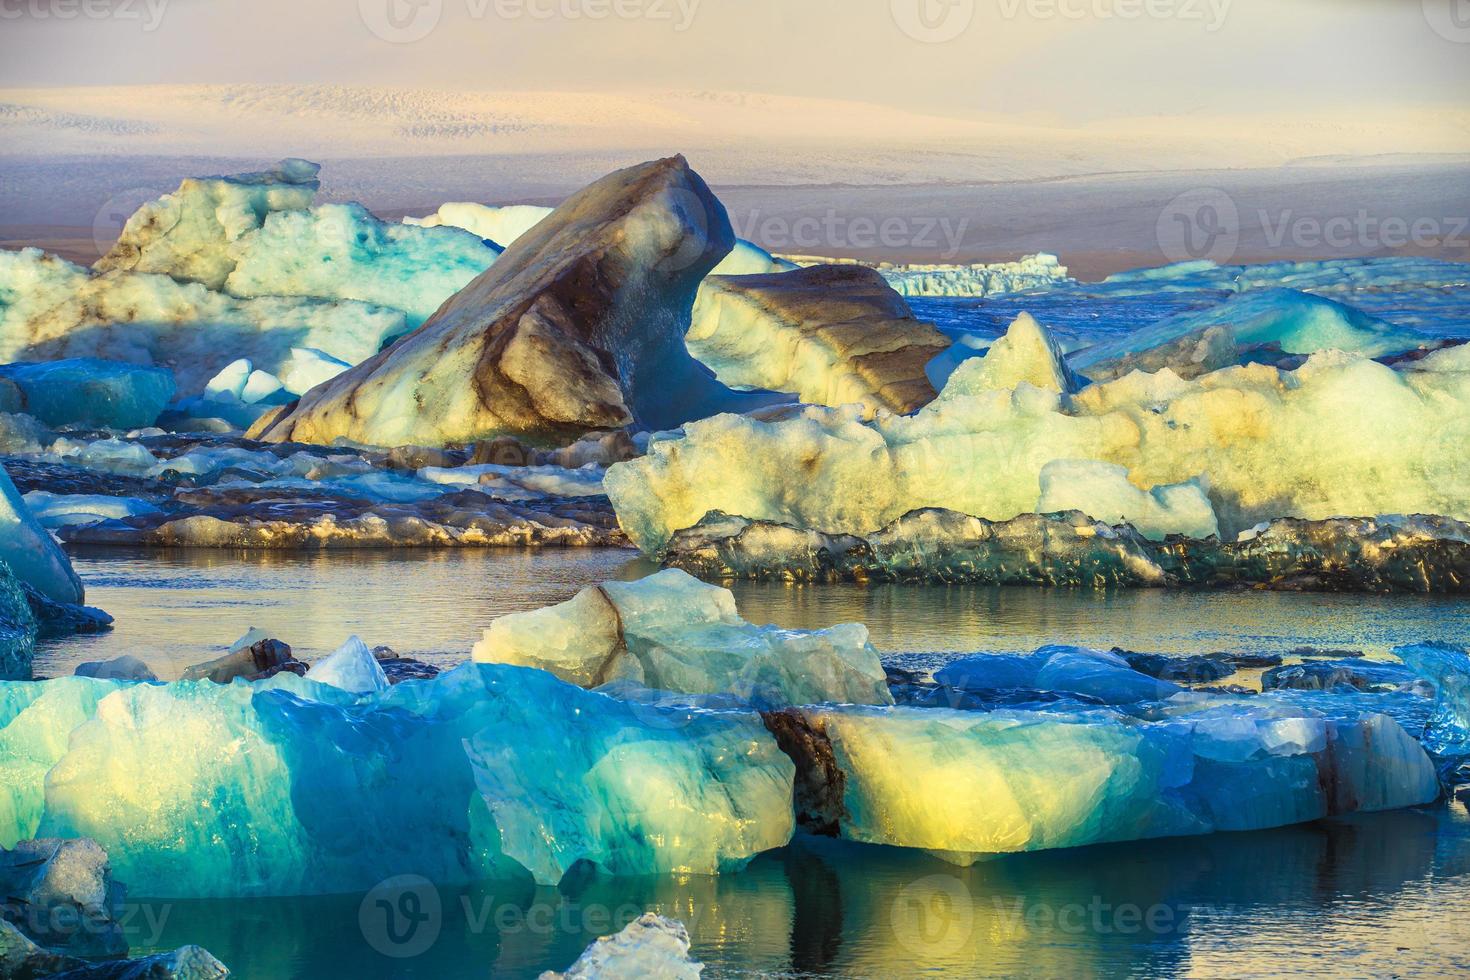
[
  {"x1": 306, "y1": 635, "x2": 389, "y2": 695},
  {"x1": 939, "y1": 312, "x2": 1079, "y2": 398}
]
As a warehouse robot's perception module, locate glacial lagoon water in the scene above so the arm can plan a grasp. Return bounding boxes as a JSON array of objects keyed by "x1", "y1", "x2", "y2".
[{"x1": 36, "y1": 546, "x2": 1470, "y2": 978}]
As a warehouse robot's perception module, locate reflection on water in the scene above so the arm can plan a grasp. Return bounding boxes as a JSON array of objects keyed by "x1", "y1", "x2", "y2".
[
  {"x1": 136, "y1": 803, "x2": 1470, "y2": 979},
  {"x1": 43, "y1": 548, "x2": 1470, "y2": 678}
]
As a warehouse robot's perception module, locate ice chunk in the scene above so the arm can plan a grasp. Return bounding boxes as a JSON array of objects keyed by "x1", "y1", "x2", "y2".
[
  {"x1": 304, "y1": 635, "x2": 389, "y2": 695},
  {"x1": 203, "y1": 359, "x2": 253, "y2": 400},
  {"x1": 1072, "y1": 289, "x2": 1431, "y2": 382},
  {"x1": 250, "y1": 158, "x2": 784, "y2": 448},
  {"x1": 0, "y1": 837, "x2": 125, "y2": 956},
  {"x1": 710, "y1": 239, "x2": 798, "y2": 277},
  {"x1": 75, "y1": 655, "x2": 158, "y2": 682},
  {"x1": 1396, "y1": 643, "x2": 1470, "y2": 758},
  {"x1": 1, "y1": 664, "x2": 793, "y2": 896},
  {"x1": 21, "y1": 492, "x2": 162, "y2": 530},
  {"x1": 0, "y1": 463, "x2": 83, "y2": 605},
  {"x1": 0, "y1": 358, "x2": 175, "y2": 429},
  {"x1": 933, "y1": 646, "x2": 1182, "y2": 705},
  {"x1": 687, "y1": 265, "x2": 949, "y2": 414},
  {"x1": 277, "y1": 347, "x2": 349, "y2": 396},
  {"x1": 607, "y1": 339, "x2": 1470, "y2": 551},
  {"x1": 0, "y1": 919, "x2": 228, "y2": 979},
  {"x1": 473, "y1": 569, "x2": 891, "y2": 708},
  {"x1": 938, "y1": 313, "x2": 1079, "y2": 397},
  {"x1": 540, "y1": 913, "x2": 703, "y2": 980},
  {"x1": 0, "y1": 248, "x2": 409, "y2": 396},
  {"x1": 1036, "y1": 459, "x2": 1218, "y2": 541},
  {"x1": 225, "y1": 203, "x2": 500, "y2": 326},
  {"x1": 96, "y1": 158, "x2": 322, "y2": 289},
  {"x1": 766, "y1": 697, "x2": 1439, "y2": 865}
]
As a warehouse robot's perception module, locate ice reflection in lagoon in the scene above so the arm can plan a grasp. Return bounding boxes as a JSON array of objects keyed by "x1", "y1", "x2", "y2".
[
  {"x1": 134, "y1": 803, "x2": 1470, "y2": 979},
  {"x1": 43, "y1": 548, "x2": 1470, "y2": 678}
]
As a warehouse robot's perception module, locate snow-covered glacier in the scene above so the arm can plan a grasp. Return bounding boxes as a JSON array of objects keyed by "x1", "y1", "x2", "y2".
[
  {"x1": 607, "y1": 313, "x2": 1470, "y2": 552},
  {"x1": 472, "y1": 568, "x2": 892, "y2": 708},
  {"x1": 0, "y1": 664, "x2": 795, "y2": 897}
]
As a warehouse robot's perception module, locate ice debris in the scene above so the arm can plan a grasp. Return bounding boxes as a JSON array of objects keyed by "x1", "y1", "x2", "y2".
[
  {"x1": 0, "y1": 463, "x2": 84, "y2": 605},
  {"x1": 472, "y1": 568, "x2": 891, "y2": 708}
]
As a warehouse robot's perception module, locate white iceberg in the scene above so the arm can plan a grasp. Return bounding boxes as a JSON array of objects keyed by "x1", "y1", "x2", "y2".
[{"x1": 304, "y1": 635, "x2": 389, "y2": 695}]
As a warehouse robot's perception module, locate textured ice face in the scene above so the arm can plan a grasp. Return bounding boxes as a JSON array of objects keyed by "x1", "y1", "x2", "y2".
[
  {"x1": 769, "y1": 697, "x2": 1440, "y2": 865},
  {"x1": 0, "y1": 664, "x2": 794, "y2": 897},
  {"x1": 608, "y1": 322, "x2": 1470, "y2": 551},
  {"x1": 882, "y1": 253, "x2": 1072, "y2": 298},
  {"x1": 0, "y1": 561, "x2": 37, "y2": 682},
  {"x1": 303, "y1": 636, "x2": 388, "y2": 694},
  {"x1": 1037, "y1": 459, "x2": 1218, "y2": 541},
  {"x1": 938, "y1": 312, "x2": 1078, "y2": 397},
  {"x1": 0, "y1": 248, "x2": 408, "y2": 396},
  {"x1": 473, "y1": 568, "x2": 892, "y2": 708},
  {"x1": 0, "y1": 463, "x2": 83, "y2": 605},
  {"x1": 0, "y1": 358, "x2": 176, "y2": 430},
  {"x1": 934, "y1": 646, "x2": 1183, "y2": 706},
  {"x1": 687, "y1": 265, "x2": 948, "y2": 414}
]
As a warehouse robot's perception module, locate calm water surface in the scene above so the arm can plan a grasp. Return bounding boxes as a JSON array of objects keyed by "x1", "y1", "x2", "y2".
[{"x1": 40, "y1": 547, "x2": 1470, "y2": 977}]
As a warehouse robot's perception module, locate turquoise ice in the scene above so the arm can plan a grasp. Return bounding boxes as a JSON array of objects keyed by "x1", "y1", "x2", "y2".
[{"x1": 0, "y1": 358, "x2": 176, "y2": 429}]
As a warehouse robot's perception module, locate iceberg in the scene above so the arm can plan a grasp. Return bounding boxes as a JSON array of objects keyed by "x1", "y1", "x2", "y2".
[
  {"x1": 0, "y1": 248, "x2": 409, "y2": 396},
  {"x1": 541, "y1": 913, "x2": 703, "y2": 980},
  {"x1": 0, "y1": 919, "x2": 229, "y2": 979},
  {"x1": 660, "y1": 510, "x2": 1470, "y2": 593},
  {"x1": 0, "y1": 463, "x2": 84, "y2": 606},
  {"x1": 250, "y1": 157, "x2": 783, "y2": 448},
  {"x1": 303, "y1": 635, "x2": 389, "y2": 694},
  {"x1": 880, "y1": 254, "x2": 1073, "y2": 298},
  {"x1": 607, "y1": 316, "x2": 1470, "y2": 551},
  {"x1": 765, "y1": 696, "x2": 1440, "y2": 865},
  {"x1": 0, "y1": 836, "x2": 125, "y2": 957},
  {"x1": 275, "y1": 347, "x2": 350, "y2": 397},
  {"x1": 686, "y1": 265, "x2": 949, "y2": 414},
  {"x1": 1396, "y1": 643, "x2": 1470, "y2": 761},
  {"x1": 0, "y1": 358, "x2": 175, "y2": 430},
  {"x1": 96, "y1": 159, "x2": 500, "y2": 327},
  {"x1": 1071, "y1": 289, "x2": 1432, "y2": 382},
  {"x1": 0, "y1": 664, "x2": 794, "y2": 897},
  {"x1": 472, "y1": 568, "x2": 891, "y2": 708}
]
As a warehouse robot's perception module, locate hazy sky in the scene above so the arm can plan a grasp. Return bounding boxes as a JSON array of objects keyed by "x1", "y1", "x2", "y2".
[{"x1": 0, "y1": 0, "x2": 1465, "y2": 123}]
